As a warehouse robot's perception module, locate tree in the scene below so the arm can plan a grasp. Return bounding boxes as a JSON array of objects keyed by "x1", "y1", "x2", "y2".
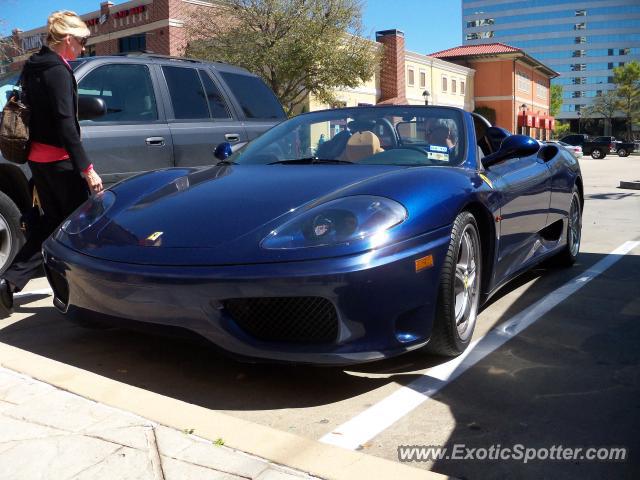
[
  {"x1": 612, "y1": 60, "x2": 640, "y2": 140},
  {"x1": 185, "y1": 0, "x2": 379, "y2": 116},
  {"x1": 552, "y1": 121, "x2": 570, "y2": 139},
  {"x1": 550, "y1": 84, "x2": 563, "y2": 118},
  {"x1": 582, "y1": 90, "x2": 619, "y2": 135}
]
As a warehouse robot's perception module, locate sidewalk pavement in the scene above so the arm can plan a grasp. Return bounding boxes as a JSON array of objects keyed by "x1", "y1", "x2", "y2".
[{"x1": 0, "y1": 366, "x2": 318, "y2": 480}]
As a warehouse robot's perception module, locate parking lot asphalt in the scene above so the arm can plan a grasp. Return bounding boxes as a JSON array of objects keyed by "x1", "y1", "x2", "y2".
[{"x1": 1, "y1": 154, "x2": 638, "y2": 479}]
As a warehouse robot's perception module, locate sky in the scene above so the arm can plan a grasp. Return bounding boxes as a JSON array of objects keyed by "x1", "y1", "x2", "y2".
[{"x1": 0, "y1": 0, "x2": 462, "y2": 55}]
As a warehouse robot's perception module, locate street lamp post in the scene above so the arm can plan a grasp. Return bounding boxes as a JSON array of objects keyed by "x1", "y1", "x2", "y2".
[
  {"x1": 520, "y1": 103, "x2": 527, "y2": 135},
  {"x1": 422, "y1": 90, "x2": 430, "y2": 105},
  {"x1": 577, "y1": 111, "x2": 582, "y2": 134}
]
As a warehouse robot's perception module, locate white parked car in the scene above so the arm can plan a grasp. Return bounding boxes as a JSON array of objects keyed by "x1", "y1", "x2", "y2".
[{"x1": 545, "y1": 140, "x2": 583, "y2": 159}]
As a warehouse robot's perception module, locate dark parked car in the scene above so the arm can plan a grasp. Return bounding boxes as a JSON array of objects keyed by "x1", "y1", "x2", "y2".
[
  {"x1": 0, "y1": 54, "x2": 286, "y2": 273},
  {"x1": 43, "y1": 106, "x2": 583, "y2": 365},
  {"x1": 593, "y1": 136, "x2": 636, "y2": 157},
  {"x1": 560, "y1": 134, "x2": 613, "y2": 159}
]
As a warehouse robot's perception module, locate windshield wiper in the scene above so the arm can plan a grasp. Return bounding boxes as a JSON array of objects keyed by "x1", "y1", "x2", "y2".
[{"x1": 267, "y1": 157, "x2": 354, "y2": 165}]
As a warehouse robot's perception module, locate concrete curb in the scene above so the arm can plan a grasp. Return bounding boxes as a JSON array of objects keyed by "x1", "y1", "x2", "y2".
[{"x1": 0, "y1": 342, "x2": 450, "y2": 480}]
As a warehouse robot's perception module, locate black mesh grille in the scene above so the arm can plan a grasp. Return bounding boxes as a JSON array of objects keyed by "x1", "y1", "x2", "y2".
[{"x1": 223, "y1": 297, "x2": 338, "y2": 344}]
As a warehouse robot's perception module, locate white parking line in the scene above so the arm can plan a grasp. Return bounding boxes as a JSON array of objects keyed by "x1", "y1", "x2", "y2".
[
  {"x1": 14, "y1": 288, "x2": 53, "y2": 299},
  {"x1": 320, "y1": 241, "x2": 640, "y2": 450}
]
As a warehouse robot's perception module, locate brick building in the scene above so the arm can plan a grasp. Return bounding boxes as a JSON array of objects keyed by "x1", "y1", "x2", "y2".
[
  {"x1": 5, "y1": 0, "x2": 214, "y2": 70},
  {"x1": 431, "y1": 43, "x2": 558, "y2": 139}
]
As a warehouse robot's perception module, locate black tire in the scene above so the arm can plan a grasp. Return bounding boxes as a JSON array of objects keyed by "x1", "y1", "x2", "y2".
[
  {"x1": 591, "y1": 148, "x2": 604, "y2": 159},
  {"x1": 426, "y1": 211, "x2": 481, "y2": 357},
  {"x1": 617, "y1": 148, "x2": 628, "y2": 157},
  {"x1": 0, "y1": 191, "x2": 24, "y2": 275},
  {"x1": 551, "y1": 186, "x2": 582, "y2": 267}
]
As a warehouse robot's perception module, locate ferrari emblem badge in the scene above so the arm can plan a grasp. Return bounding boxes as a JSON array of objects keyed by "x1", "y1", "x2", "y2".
[{"x1": 146, "y1": 231, "x2": 164, "y2": 241}]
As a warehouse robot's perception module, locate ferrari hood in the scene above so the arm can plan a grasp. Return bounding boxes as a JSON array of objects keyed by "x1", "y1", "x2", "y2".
[{"x1": 72, "y1": 164, "x2": 414, "y2": 265}]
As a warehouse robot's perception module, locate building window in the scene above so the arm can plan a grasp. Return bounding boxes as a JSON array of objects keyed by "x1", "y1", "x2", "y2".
[
  {"x1": 442, "y1": 76, "x2": 447, "y2": 92},
  {"x1": 620, "y1": 48, "x2": 630, "y2": 55},
  {"x1": 572, "y1": 77, "x2": 586, "y2": 85},
  {"x1": 466, "y1": 31, "x2": 494, "y2": 41},
  {"x1": 575, "y1": 9, "x2": 586, "y2": 16},
  {"x1": 572, "y1": 50, "x2": 585, "y2": 57},
  {"x1": 596, "y1": 90, "x2": 603, "y2": 97},
  {"x1": 466, "y1": 18, "x2": 494, "y2": 28},
  {"x1": 118, "y1": 34, "x2": 146, "y2": 53},
  {"x1": 608, "y1": 62, "x2": 614, "y2": 69},
  {"x1": 452, "y1": 79, "x2": 457, "y2": 94},
  {"x1": 460, "y1": 81, "x2": 465, "y2": 95},
  {"x1": 574, "y1": 36, "x2": 587, "y2": 44},
  {"x1": 571, "y1": 64, "x2": 586, "y2": 71},
  {"x1": 81, "y1": 45, "x2": 96, "y2": 57},
  {"x1": 608, "y1": 49, "x2": 614, "y2": 56},
  {"x1": 572, "y1": 91, "x2": 584, "y2": 98},
  {"x1": 574, "y1": 23, "x2": 586, "y2": 30},
  {"x1": 536, "y1": 81, "x2": 547, "y2": 99},
  {"x1": 407, "y1": 68, "x2": 415, "y2": 87},
  {"x1": 419, "y1": 70, "x2": 426, "y2": 88},
  {"x1": 517, "y1": 70, "x2": 530, "y2": 91}
]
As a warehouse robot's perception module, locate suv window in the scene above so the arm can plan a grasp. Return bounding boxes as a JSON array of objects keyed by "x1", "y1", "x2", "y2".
[
  {"x1": 220, "y1": 72, "x2": 285, "y2": 120},
  {"x1": 78, "y1": 64, "x2": 158, "y2": 122},
  {"x1": 199, "y1": 70, "x2": 231, "y2": 119},
  {"x1": 162, "y1": 66, "x2": 209, "y2": 120}
]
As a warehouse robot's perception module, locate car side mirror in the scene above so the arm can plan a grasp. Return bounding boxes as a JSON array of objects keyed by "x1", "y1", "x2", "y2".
[
  {"x1": 214, "y1": 142, "x2": 233, "y2": 160},
  {"x1": 482, "y1": 135, "x2": 540, "y2": 167},
  {"x1": 78, "y1": 96, "x2": 106, "y2": 120}
]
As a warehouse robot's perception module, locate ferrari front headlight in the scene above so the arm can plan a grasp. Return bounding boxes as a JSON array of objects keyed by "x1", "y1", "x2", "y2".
[
  {"x1": 261, "y1": 195, "x2": 407, "y2": 250},
  {"x1": 61, "y1": 190, "x2": 116, "y2": 235}
]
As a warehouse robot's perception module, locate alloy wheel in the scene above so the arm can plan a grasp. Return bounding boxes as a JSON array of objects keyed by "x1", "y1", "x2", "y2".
[
  {"x1": 454, "y1": 224, "x2": 480, "y2": 341},
  {"x1": 568, "y1": 195, "x2": 581, "y2": 257},
  {"x1": 0, "y1": 213, "x2": 12, "y2": 271}
]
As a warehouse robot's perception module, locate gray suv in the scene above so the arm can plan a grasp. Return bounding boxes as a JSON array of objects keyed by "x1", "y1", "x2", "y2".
[{"x1": 0, "y1": 54, "x2": 286, "y2": 273}]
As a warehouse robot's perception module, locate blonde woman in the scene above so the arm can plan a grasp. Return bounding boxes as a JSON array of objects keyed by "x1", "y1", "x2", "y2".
[{"x1": 0, "y1": 11, "x2": 103, "y2": 313}]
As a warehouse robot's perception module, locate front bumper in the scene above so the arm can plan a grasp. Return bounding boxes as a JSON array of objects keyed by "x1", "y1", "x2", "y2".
[{"x1": 43, "y1": 227, "x2": 451, "y2": 365}]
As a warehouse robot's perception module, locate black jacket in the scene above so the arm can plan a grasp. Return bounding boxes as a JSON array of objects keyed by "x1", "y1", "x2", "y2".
[{"x1": 23, "y1": 46, "x2": 90, "y2": 171}]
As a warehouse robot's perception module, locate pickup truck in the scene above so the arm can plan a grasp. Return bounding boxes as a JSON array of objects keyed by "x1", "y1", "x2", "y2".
[
  {"x1": 560, "y1": 134, "x2": 613, "y2": 159},
  {"x1": 0, "y1": 54, "x2": 286, "y2": 273},
  {"x1": 592, "y1": 136, "x2": 636, "y2": 157}
]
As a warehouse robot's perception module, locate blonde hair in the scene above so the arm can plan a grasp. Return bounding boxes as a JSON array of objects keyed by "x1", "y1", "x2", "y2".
[{"x1": 46, "y1": 11, "x2": 90, "y2": 47}]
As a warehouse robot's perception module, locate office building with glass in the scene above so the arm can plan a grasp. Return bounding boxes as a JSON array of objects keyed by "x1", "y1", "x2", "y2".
[{"x1": 462, "y1": 0, "x2": 640, "y2": 136}]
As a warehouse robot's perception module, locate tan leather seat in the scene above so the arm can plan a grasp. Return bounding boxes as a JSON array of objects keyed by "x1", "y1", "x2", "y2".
[{"x1": 342, "y1": 131, "x2": 384, "y2": 162}]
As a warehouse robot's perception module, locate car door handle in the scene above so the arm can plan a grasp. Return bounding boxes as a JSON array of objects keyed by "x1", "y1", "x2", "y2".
[
  {"x1": 225, "y1": 133, "x2": 241, "y2": 143},
  {"x1": 145, "y1": 137, "x2": 165, "y2": 146}
]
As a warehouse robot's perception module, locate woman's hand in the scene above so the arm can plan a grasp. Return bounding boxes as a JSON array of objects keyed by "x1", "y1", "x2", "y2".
[{"x1": 85, "y1": 168, "x2": 103, "y2": 194}]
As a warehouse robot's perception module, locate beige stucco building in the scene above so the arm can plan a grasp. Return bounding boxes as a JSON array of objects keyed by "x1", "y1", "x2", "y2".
[{"x1": 304, "y1": 30, "x2": 475, "y2": 113}]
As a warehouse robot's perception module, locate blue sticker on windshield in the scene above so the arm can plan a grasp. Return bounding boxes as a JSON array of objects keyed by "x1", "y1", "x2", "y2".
[
  {"x1": 428, "y1": 145, "x2": 448, "y2": 153},
  {"x1": 426, "y1": 144, "x2": 450, "y2": 161}
]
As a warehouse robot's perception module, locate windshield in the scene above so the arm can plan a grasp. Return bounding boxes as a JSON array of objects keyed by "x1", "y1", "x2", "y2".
[
  {"x1": 0, "y1": 72, "x2": 19, "y2": 111},
  {"x1": 228, "y1": 106, "x2": 466, "y2": 167}
]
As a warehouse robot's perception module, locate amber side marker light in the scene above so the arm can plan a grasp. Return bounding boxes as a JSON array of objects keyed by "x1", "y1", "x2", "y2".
[{"x1": 415, "y1": 254, "x2": 434, "y2": 272}]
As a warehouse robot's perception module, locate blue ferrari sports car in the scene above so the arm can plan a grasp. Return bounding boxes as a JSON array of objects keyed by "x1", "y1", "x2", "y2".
[{"x1": 43, "y1": 106, "x2": 582, "y2": 364}]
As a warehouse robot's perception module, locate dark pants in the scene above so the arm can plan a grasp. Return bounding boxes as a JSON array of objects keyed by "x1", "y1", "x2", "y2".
[{"x1": 3, "y1": 160, "x2": 88, "y2": 291}]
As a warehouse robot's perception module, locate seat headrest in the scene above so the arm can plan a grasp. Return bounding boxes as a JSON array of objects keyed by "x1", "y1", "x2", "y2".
[{"x1": 344, "y1": 131, "x2": 384, "y2": 162}]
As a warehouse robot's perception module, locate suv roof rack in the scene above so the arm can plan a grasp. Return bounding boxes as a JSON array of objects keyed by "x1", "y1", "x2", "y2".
[{"x1": 111, "y1": 51, "x2": 210, "y2": 64}]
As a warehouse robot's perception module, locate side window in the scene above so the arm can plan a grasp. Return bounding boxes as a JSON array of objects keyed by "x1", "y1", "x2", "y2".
[
  {"x1": 162, "y1": 66, "x2": 208, "y2": 120},
  {"x1": 78, "y1": 64, "x2": 158, "y2": 122},
  {"x1": 199, "y1": 70, "x2": 231, "y2": 119},
  {"x1": 219, "y1": 72, "x2": 285, "y2": 120}
]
